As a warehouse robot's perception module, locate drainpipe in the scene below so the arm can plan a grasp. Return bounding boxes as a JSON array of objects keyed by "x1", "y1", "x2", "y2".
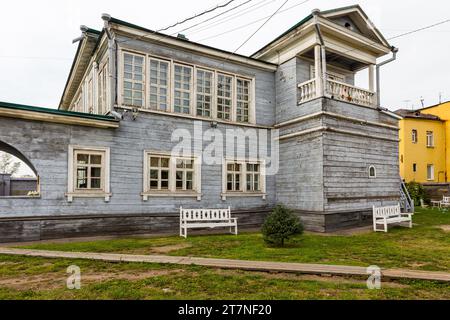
[{"x1": 376, "y1": 46, "x2": 399, "y2": 108}]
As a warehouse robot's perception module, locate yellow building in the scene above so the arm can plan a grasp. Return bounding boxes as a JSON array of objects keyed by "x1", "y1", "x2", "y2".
[{"x1": 396, "y1": 102, "x2": 450, "y2": 183}]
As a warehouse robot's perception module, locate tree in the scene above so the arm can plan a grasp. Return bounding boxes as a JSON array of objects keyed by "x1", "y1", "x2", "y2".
[
  {"x1": 0, "y1": 152, "x2": 21, "y2": 176},
  {"x1": 262, "y1": 205, "x2": 304, "y2": 247}
]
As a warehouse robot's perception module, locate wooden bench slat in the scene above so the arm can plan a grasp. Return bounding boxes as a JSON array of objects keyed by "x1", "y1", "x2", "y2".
[{"x1": 180, "y1": 207, "x2": 238, "y2": 238}]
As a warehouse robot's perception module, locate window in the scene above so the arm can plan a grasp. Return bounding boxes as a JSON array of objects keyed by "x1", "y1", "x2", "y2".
[
  {"x1": 67, "y1": 146, "x2": 111, "y2": 202},
  {"x1": 236, "y1": 79, "x2": 251, "y2": 123},
  {"x1": 98, "y1": 62, "x2": 108, "y2": 115},
  {"x1": 123, "y1": 53, "x2": 145, "y2": 107},
  {"x1": 226, "y1": 163, "x2": 242, "y2": 192},
  {"x1": 427, "y1": 131, "x2": 434, "y2": 148},
  {"x1": 174, "y1": 64, "x2": 192, "y2": 114},
  {"x1": 427, "y1": 164, "x2": 435, "y2": 181},
  {"x1": 222, "y1": 160, "x2": 266, "y2": 200},
  {"x1": 369, "y1": 166, "x2": 376, "y2": 179},
  {"x1": 176, "y1": 158, "x2": 194, "y2": 191},
  {"x1": 412, "y1": 129, "x2": 418, "y2": 144},
  {"x1": 217, "y1": 73, "x2": 233, "y2": 120},
  {"x1": 196, "y1": 69, "x2": 213, "y2": 117},
  {"x1": 143, "y1": 152, "x2": 201, "y2": 200},
  {"x1": 413, "y1": 163, "x2": 417, "y2": 173},
  {"x1": 149, "y1": 58, "x2": 170, "y2": 111},
  {"x1": 246, "y1": 163, "x2": 261, "y2": 192},
  {"x1": 87, "y1": 78, "x2": 94, "y2": 114},
  {"x1": 149, "y1": 156, "x2": 170, "y2": 191},
  {"x1": 75, "y1": 152, "x2": 103, "y2": 190}
]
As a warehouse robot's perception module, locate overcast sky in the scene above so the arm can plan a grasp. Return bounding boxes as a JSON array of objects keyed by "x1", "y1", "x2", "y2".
[{"x1": 0, "y1": 0, "x2": 449, "y2": 112}]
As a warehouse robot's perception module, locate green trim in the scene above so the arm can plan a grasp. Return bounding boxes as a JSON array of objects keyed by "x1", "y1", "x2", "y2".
[
  {"x1": 0, "y1": 101, "x2": 118, "y2": 123},
  {"x1": 109, "y1": 17, "x2": 277, "y2": 67}
]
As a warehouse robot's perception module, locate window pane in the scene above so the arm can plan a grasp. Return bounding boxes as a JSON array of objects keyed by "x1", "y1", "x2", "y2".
[
  {"x1": 149, "y1": 59, "x2": 169, "y2": 111},
  {"x1": 77, "y1": 154, "x2": 89, "y2": 164},
  {"x1": 150, "y1": 170, "x2": 159, "y2": 180},
  {"x1": 91, "y1": 167, "x2": 102, "y2": 179},
  {"x1": 90, "y1": 155, "x2": 102, "y2": 165},
  {"x1": 91, "y1": 178, "x2": 101, "y2": 189},
  {"x1": 76, "y1": 168, "x2": 88, "y2": 189},
  {"x1": 150, "y1": 157, "x2": 159, "y2": 167}
]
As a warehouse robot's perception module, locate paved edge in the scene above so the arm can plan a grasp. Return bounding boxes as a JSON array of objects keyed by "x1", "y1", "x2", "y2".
[{"x1": 0, "y1": 248, "x2": 449, "y2": 283}]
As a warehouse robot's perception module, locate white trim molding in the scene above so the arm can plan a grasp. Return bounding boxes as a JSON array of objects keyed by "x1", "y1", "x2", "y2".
[
  {"x1": 221, "y1": 158, "x2": 267, "y2": 201},
  {"x1": 66, "y1": 145, "x2": 111, "y2": 203},
  {"x1": 142, "y1": 151, "x2": 202, "y2": 201}
]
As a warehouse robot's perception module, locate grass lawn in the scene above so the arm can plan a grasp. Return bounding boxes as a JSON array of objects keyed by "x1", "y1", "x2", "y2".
[
  {"x1": 17, "y1": 208, "x2": 450, "y2": 272},
  {"x1": 0, "y1": 255, "x2": 449, "y2": 300}
]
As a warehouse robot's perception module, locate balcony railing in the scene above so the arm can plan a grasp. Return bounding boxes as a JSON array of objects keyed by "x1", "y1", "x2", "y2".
[{"x1": 298, "y1": 79, "x2": 375, "y2": 107}]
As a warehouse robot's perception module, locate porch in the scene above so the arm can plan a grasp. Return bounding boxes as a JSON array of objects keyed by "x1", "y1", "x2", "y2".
[{"x1": 298, "y1": 45, "x2": 377, "y2": 107}]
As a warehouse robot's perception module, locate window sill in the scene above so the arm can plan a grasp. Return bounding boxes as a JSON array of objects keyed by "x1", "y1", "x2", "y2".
[
  {"x1": 65, "y1": 193, "x2": 112, "y2": 203},
  {"x1": 141, "y1": 192, "x2": 202, "y2": 201},
  {"x1": 221, "y1": 192, "x2": 266, "y2": 201}
]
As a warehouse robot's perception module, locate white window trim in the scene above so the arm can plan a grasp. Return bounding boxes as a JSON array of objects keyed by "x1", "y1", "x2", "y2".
[
  {"x1": 412, "y1": 129, "x2": 418, "y2": 144},
  {"x1": 142, "y1": 151, "x2": 202, "y2": 201},
  {"x1": 118, "y1": 48, "x2": 256, "y2": 125},
  {"x1": 427, "y1": 131, "x2": 434, "y2": 148},
  {"x1": 66, "y1": 145, "x2": 111, "y2": 203},
  {"x1": 148, "y1": 57, "x2": 171, "y2": 112},
  {"x1": 221, "y1": 158, "x2": 266, "y2": 201},
  {"x1": 173, "y1": 63, "x2": 194, "y2": 115},
  {"x1": 369, "y1": 165, "x2": 377, "y2": 179},
  {"x1": 427, "y1": 164, "x2": 435, "y2": 181}
]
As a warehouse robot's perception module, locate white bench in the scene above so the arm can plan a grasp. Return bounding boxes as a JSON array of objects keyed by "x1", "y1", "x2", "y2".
[
  {"x1": 180, "y1": 207, "x2": 238, "y2": 238},
  {"x1": 373, "y1": 204, "x2": 413, "y2": 233}
]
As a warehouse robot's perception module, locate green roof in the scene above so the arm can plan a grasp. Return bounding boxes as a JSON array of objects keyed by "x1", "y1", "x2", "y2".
[{"x1": 0, "y1": 101, "x2": 118, "y2": 122}]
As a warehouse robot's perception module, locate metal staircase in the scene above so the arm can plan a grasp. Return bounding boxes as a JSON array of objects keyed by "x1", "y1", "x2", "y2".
[{"x1": 400, "y1": 180, "x2": 415, "y2": 213}]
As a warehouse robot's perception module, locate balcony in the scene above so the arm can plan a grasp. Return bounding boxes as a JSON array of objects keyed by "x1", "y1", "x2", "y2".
[{"x1": 298, "y1": 78, "x2": 376, "y2": 107}]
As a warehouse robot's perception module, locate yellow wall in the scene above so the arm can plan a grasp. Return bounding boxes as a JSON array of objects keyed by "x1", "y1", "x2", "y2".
[{"x1": 399, "y1": 118, "x2": 446, "y2": 183}]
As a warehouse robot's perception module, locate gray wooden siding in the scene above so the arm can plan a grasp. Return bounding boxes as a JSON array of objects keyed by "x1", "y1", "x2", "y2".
[{"x1": 0, "y1": 114, "x2": 275, "y2": 218}]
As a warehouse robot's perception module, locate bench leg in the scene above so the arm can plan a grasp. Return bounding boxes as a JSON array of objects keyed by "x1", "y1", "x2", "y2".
[{"x1": 180, "y1": 226, "x2": 188, "y2": 239}]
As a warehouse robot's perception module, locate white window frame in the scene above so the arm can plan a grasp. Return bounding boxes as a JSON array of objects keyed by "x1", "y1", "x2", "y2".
[
  {"x1": 98, "y1": 59, "x2": 109, "y2": 115},
  {"x1": 221, "y1": 158, "x2": 266, "y2": 201},
  {"x1": 117, "y1": 49, "x2": 256, "y2": 125},
  {"x1": 142, "y1": 151, "x2": 202, "y2": 201},
  {"x1": 369, "y1": 166, "x2": 377, "y2": 179},
  {"x1": 173, "y1": 63, "x2": 194, "y2": 115},
  {"x1": 426, "y1": 131, "x2": 434, "y2": 148},
  {"x1": 66, "y1": 146, "x2": 111, "y2": 203},
  {"x1": 236, "y1": 77, "x2": 252, "y2": 123},
  {"x1": 195, "y1": 68, "x2": 214, "y2": 118},
  {"x1": 149, "y1": 57, "x2": 171, "y2": 112},
  {"x1": 121, "y1": 51, "x2": 146, "y2": 108},
  {"x1": 427, "y1": 164, "x2": 435, "y2": 181},
  {"x1": 412, "y1": 129, "x2": 418, "y2": 144}
]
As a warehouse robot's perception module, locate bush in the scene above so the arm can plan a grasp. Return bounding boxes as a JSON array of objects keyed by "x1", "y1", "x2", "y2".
[
  {"x1": 262, "y1": 205, "x2": 304, "y2": 247},
  {"x1": 406, "y1": 182, "x2": 429, "y2": 204}
]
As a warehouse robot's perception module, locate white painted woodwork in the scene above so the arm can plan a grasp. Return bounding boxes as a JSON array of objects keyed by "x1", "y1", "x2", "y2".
[
  {"x1": 179, "y1": 207, "x2": 238, "y2": 238},
  {"x1": 373, "y1": 204, "x2": 413, "y2": 233}
]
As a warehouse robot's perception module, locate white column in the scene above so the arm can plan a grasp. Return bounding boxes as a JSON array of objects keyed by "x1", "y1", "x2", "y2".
[
  {"x1": 321, "y1": 46, "x2": 327, "y2": 96},
  {"x1": 368, "y1": 64, "x2": 375, "y2": 92},
  {"x1": 314, "y1": 45, "x2": 323, "y2": 97}
]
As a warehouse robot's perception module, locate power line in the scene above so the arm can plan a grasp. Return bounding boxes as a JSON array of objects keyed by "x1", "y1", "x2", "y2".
[
  {"x1": 328, "y1": 17, "x2": 450, "y2": 63},
  {"x1": 197, "y1": 0, "x2": 310, "y2": 42},
  {"x1": 231, "y1": 0, "x2": 290, "y2": 54},
  {"x1": 388, "y1": 19, "x2": 450, "y2": 40},
  {"x1": 171, "y1": 0, "x2": 255, "y2": 36},
  {"x1": 157, "y1": 0, "x2": 237, "y2": 32},
  {"x1": 185, "y1": 0, "x2": 275, "y2": 36}
]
